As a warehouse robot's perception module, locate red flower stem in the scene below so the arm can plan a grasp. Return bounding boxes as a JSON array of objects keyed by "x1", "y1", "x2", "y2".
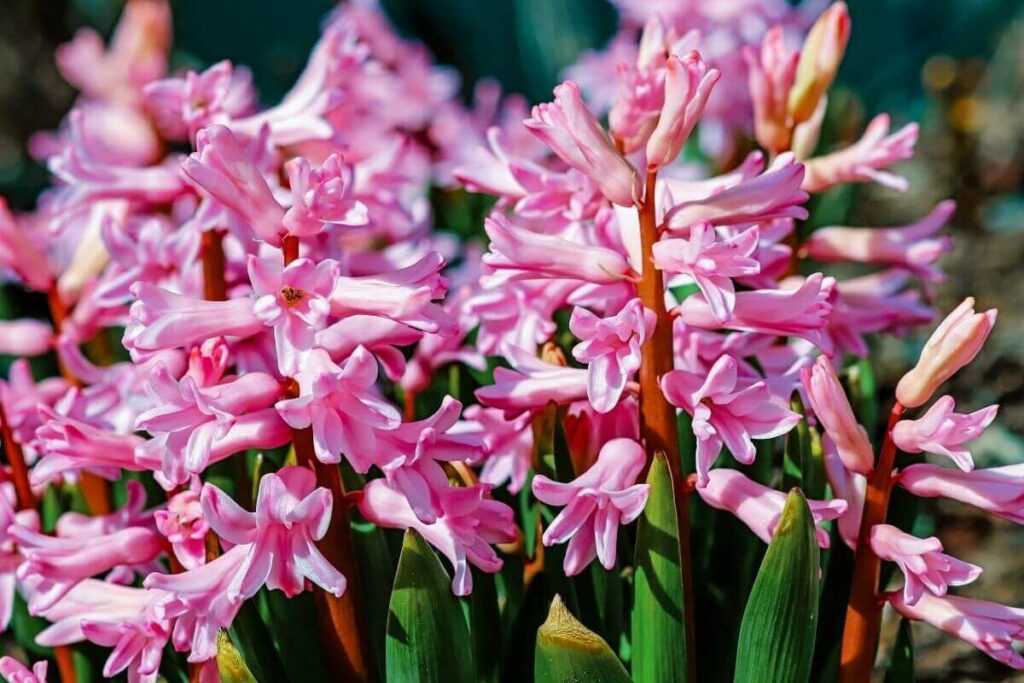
[
  {"x1": 635, "y1": 169, "x2": 696, "y2": 680},
  {"x1": 839, "y1": 401, "x2": 907, "y2": 682},
  {"x1": 201, "y1": 230, "x2": 228, "y2": 302},
  {"x1": 283, "y1": 236, "x2": 375, "y2": 682}
]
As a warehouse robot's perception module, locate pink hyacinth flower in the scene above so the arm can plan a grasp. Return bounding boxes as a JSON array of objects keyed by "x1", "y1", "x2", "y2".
[
  {"x1": 888, "y1": 591, "x2": 1024, "y2": 670},
  {"x1": 870, "y1": 524, "x2": 981, "y2": 605},
  {"x1": 663, "y1": 153, "x2": 809, "y2": 230},
  {"x1": 525, "y1": 81, "x2": 641, "y2": 206},
  {"x1": 675, "y1": 273, "x2": 836, "y2": 353},
  {"x1": 0, "y1": 485, "x2": 40, "y2": 631},
  {"x1": 475, "y1": 345, "x2": 590, "y2": 418},
  {"x1": 646, "y1": 52, "x2": 720, "y2": 170},
  {"x1": 249, "y1": 255, "x2": 337, "y2": 375},
  {"x1": 143, "y1": 60, "x2": 255, "y2": 140},
  {"x1": 898, "y1": 463, "x2": 1024, "y2": 525},
  {"x1": 201, "y1": 466, "x2": 345, "y2": 599},
  {"x1": 275, "y1": 347, "x2": 401, "y2": 472},
  {"x1": 359, "y1": 479, "x2": 516, "y2": 596},
  {"x1": 462, "y1": 405, "x2": 534, "y2": 495},
  {"x1": 0, "y1": 657, "x2": 48, "y2": 683},
  {"x1": 804, "y1": 200, "x2": 955, "y2": 281},
  {"x1": 803, "y1": 114, "x2": 919, "y2": 193},
  {"x1": 653, "y1": 222, "x2": 761, "y2": 322},
  {"x1": 570, "y1": 299, "x2": 655, "y2": 413},
  {"x1": 896, "y1": 297, "x2": 997, "y2": 408},
  {"x1": 154, "y1": 487, "x2": 210, "y2": 571},
  {"x1": 0, "y1": 320, "x2": 53, "y2": 357},
  {"x1": 483, "y1": 212, "x2": 633, "y2": 285},
  {"x1": 788, "y1": 2, "x2": 851, "y2": 123},
  {"x1": 0, "y1": 199, "x2": 53, "y2": 292},
  {"x1": 662, "y1": 355, "x2": 801, "y2": 487},
  {"x1": 181, "y1": 125, "x2": 286, "y2": 245},
  {"x1": 743, "y1": 26, "x2": 799, "y2": 154},
  {"x1": 892, "y1": 395, "x2": 997, "y2": 472},
  {"x1": 31, "y1": 406, "x2": 148, "y2": 485},
  {"x1": 800, "y1": 355, "x2": 874, "y2": 475},
  {"x1": 319, "y1": 314, "x2": 424, "y2": 382},
  {"x1": 823, "y1": 437, "x2": 865, "y2": 549},
  {"x1": 532, "y1": 438, "x2": 650, "y2": 576},
  {"x1": 282, "y1": 154, "x2": 368, "y2": 236},
  {"x1": 696, "y1": 469, "x2": 847, "y2": 548}
]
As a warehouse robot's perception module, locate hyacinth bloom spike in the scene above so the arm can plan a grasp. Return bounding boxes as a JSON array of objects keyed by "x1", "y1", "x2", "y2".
[
  {"x1": 532, "y1": 438, "x2": 650, "y2": 575},
  {"x1": 888, "y1": 591, "x2": 1024, "y2": 669},
  {"x1": 892, "y1": 395, "x2": 997, "y2": 472},
  {"x1": 897, "y1": 463, "x2": 1024, "y2": 524},
  {"x1": 525, "y1": 81, "x2": 641, "y2": 206},
  {"x1": 800, "y1": 355, "x2": 874, "y2": 475},
  {"x1": 870, "y1": 524, "x2": 980, "y2": 605},
  {"x1": 896, "y1": 297, "x2": 997, "y2": 408},
  {"x1": 696, "y1": 468, "x2": 846, "y2": 547}
]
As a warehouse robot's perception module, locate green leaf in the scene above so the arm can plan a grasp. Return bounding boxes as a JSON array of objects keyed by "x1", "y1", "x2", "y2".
[
  {"x1": 228, "y1": 596, "x2": 289, "y2": 683},
  {"x1": 783, "y1": 395, "x2": 825, "y2": 499},
  {"x1": 386, "y1": 530, "x2": 474, "y2": 683},
  {"x1": 884, "y1": 618, "x2": 915, "y2": 682},
  {"x1": 632, "y1": 452, "x2": 689, "y2": 683},
  {"x1": 734, "y1": 489, "x2": 820, "y2": 683},
  {"x1": 216, "y1": 630, "x2": 258, "y2": 683},
  {"x1": 535, "y1": 595, "x2": 631, "y2": 683}
]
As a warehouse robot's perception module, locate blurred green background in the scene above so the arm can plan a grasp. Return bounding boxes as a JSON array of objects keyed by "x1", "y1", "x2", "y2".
[{"x1": 2, "y1": 1, "x2": 1024, "y2": 679}]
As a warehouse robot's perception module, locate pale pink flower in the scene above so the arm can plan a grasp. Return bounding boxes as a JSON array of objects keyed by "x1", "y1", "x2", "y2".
[
  {"x1": 462, "y1": 406, "x2": 534, "y2": 494},
  {"x1": 804, "y1": 200, "x2": 955, "y2": 281},
  {"x1": 483, "y1": 213, "x2": 633, "y2": 285},
  {"x1": 898, "y1": 463, "x2": 1024, "y2": 524},
  {"x1": 182, "y1": 125, "x2": 286, "y2": 245},
  {"x1": 892, "y1": 395, "x2": 997, "y2": 472},
  {"x1": 319, "y1": 315, "x2": 425, "y2": 382},
  {"x1": 826, "y1": 270, "x2": 935, "y2": 357},
  {"x1": 662, "y1": 355, "x2": 801, "y2": 487},
  {"x1": 653, "y1": 222, "x2": 760, "y2": 321},
  {"x1": 532, "y1": 438, "x2": 649, "y2": 576},
  {"x1": 800, "y1": 355, "x2": 874, "y2": 475},
  {"x1": 663, "y1": 153, "x2": 808, "y2": 230},
  {"x1": 896, "y1": 297, "x2": 997, "y2": 408},
  {"x1": 0, "y1": 657, "x2": 48, "y2": 683},
  {"x1": 282, "y1": 154, "x2": 368, "y2": 236},
  {"x1": 33, "y1": 579, "x2": 160, "y2": 648},
  {"x1": 675, "y1": 273, "x2": 835, "y2": 353},
  {"x1": 0, "y1": 485, "x2": 40, "y2": 631},
  {"x1": 249, "y1": 256, "x2": 337, "y2": 374},
  {"x1": 154, "y1": 488, "x2": 210, "y2": 571},
  {"x1": 31, "y1": 407, "x2": 149, "y2": 485},
  {"x1": 888, "y1": 591, "x2": 1024, "y2": 670},
  {"x1": 646, "y1": 52, "x2": 721, "y2": 169},
  {"x1": 870, "y1": 524, "x2": 980, "y2": 605},
  {"x1": 475, "y1": 346, "x2": 590, "y2": 418},
  {"x1": 126, "y1": 284, "x2": 263, "y2": 354},
  {"x1": 275, "y1": 347, "x2": 401, "y2": 472},
  {"x1": 570, "y1": 300, "x2": 654, "y2": 413},
  {"x1": 0, "y1": 320, "x2": 53, "y2": 357},
  {"x1": 0, "y1": 361, "x2": 67, "y2": 447},
  {"x1": 788, "y1": 2, "x2": 850, "y2": 123},
  {"x1": 743, "y1": 27, "x2": 799, "y2": 154},
  {"x1": 525, "y1": 81, "x2": 641, "y2": 206},
  {"x1": 201, "y1": 466, "x2": 346, "y2": 599},
  {"x1": 0, "y1": 200, "x2": 52, "y2": 291},
  {"x1": 802, "y1": 114, "x2": 919, "y2": 193},
  {"x1": 144, "y1": 60, "x2": 256, "y2": 140},
  {"x1": 79, "y1": 611, "x2": 171, "y2": 682},
  {"x1": 696, "y1": 469, "x2": 847, "y2": 547},
  {"x1": 823, "y1": 437, "x2": 865, "y2": 549}
]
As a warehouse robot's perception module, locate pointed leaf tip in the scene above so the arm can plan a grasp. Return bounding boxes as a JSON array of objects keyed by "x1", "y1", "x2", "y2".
[{"x1": 536, "y1": 595, "x2": 630, "y2": 683}]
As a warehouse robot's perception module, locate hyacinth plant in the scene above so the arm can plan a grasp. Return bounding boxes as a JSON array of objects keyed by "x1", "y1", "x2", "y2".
[{"x1": 0, "y1": 0, "x2": 1018, "y2": 682}]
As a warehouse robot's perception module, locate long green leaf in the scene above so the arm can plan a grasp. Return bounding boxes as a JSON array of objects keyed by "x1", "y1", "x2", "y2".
[
  {"x1": 632, "y1": 452, "x2": 688, "y2": 683},
  {"x1": 734, "y1": 489, "x2": 820, "y2": 683},
  {"x1": 386, "y1": 530, "x2": 474, "y2": 683},
  {"x1": 884, "y1": 618, "x2": 915, "y2": 682},
  {"x1": 535, "y1": 595, "x2": 631, "y2": 683}
]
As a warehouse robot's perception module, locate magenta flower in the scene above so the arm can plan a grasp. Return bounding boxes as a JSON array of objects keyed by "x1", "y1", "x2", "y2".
[
  {"x1": 570, "y1": 300, "x2": 655, "y2": 413},
  {"x1": 646, "y1": 52, "x2": 720, "y2": 169},
  {"x1": 696, "y1": 469, "x2": 847, "y2": 548},
  {"x1": 653, "y1": 222, "x2": 760, "y2": 321},
  {"x1": 359, "y1": 478, "x2": 516, "y2": 595},
  {"x1": 532, "y1": 438, "x2": 649, "y2": 576},
  {"x1": 201, "y1": 466, "x2": 346, "y2": 599},
  {"x1": 870, "y1": 524, "x2": 980, "y2": 605},
  {"x1": 803, "y1": 114, "x2": 918, "y2": 193},
  {"x1": 888, "y1": 591, "x2": 1024, "y2": 669},
  {"x1": 663, "y1": 153, "x2": 809, "y2": 230},
  {"x1": 462, "y1": 406, "x2": 534, "y2": 495},
  {"x1": 896, "y1": 297, "x2": 997, "y2": 408},
  {"x1": 742, "y1": 26, "x2": 799, "y2": 154},
  {"x1": 154, "y1": 487, "x2": 209, "y2": 571},
  {"x1": 898, "y1": 463, "x2": 1024, "y2": 524},
  {"x1": 525, "y1": 81, "x2": 641, "y2": 206},
  {"x1": 804, "y1": 200, "x2": 955, "y2": 281},
  {"x1": 662, "y1": 355, "x2": 801, "y2": 487},
  {"x1": 800, "y1": 355, "x2": 874, "y2": 475},
  {"x1": 275, "y1": 347, "x2": 401, "y2": 472},
  {"x1": 181, "y1": 125, "x2": 286, "y2": 245},
  {"x1": 892, "y1": 395, "x2": 997, "y2": 472},
  {"x1": 675, "y1": 273, "x2": 836, "y2": 353},
  {"x1": 475, "y1": 345, "x2": 590, "y2": 418},
  {"x1": 282, "y1": 154, "x2": 368, "y2": 236},
  {"x1": 483, "y1": 212, "x2": 633, "y2": 285},
  {"x1": 0, "y1": 657, "x2": 48, "y2": 683},
  {"x1": 249, "y1": 255, "x2": 337, "y2": 374}
]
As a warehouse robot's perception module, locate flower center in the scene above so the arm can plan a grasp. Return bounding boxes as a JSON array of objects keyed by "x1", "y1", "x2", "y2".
[{"x1": 279, "y1": 286, "x2": 307, "y2": 307}]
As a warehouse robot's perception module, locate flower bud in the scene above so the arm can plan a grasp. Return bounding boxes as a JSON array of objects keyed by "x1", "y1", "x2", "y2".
[
  {"x1": 896, "y1": 297, "x2": 996, "y2": 408},
  {"x1": 788, "y1": 2, "x2": 851, "y2": 124}
]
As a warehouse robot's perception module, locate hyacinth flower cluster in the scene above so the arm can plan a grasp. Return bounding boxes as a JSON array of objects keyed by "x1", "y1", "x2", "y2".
[{"x1": 0, "y1": 0, "x2": 1019, "y2": 682}]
